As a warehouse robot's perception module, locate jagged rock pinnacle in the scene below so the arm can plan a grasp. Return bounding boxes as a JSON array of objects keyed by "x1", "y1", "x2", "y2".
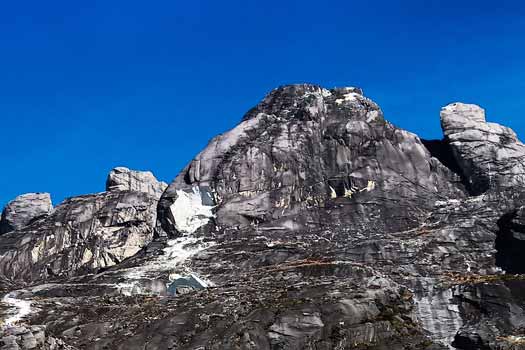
[
  {"x1": 106, "y1": 166, "x2": 167, "y2": 198},
  {"x1": 441, "y1": 102, "x2": 525, "y2": 195}
]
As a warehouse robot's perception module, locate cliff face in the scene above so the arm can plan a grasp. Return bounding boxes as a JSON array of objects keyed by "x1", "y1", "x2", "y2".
[
  {"x1": 0, "y1": 168, "x2": 165, "y2": 282},
  {"x1": 156, "y1": 85, "x2": 464, "y2": 239},
  {"x1": 1, "y1": 84, "x2": 525, "y2": 350}
]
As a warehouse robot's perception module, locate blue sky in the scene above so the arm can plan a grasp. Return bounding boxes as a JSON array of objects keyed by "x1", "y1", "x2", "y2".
[{"x1": 1, "y1": 0, "x2": 524, "y2": 207}]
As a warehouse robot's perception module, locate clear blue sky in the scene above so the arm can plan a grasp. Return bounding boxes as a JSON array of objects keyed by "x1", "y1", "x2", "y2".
[{"x1": 1, "y1": 0, "x2": 524, "y2": 207}]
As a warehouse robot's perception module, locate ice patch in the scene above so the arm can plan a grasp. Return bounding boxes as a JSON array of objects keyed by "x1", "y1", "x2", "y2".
[
  {"x1": 115, "y1": 234, "x2": 215, "y2": 295},
  {"x1": 170, "y1": 187, "x2": 215, "y2": 234},
  {"x1": 2, "y1": 292, "x2": 31, "y2": 327},
  {"x1": 162, "y1": 235, "x2": 211, "y2": 269},
  {"x1": 122, "y1": 235, "x2": 214, "y2": 281}
]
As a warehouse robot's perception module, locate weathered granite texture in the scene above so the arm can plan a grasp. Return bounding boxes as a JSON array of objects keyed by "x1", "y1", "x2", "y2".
[
  {"x1": 0, "y1": 193, "x2": 53, "y2": 235},
  {"x1": 1, "y1": 84, "x2": 525, "y2": 350},
  {"x1": 156, "y1": 85, "x2": 465, "y2": 239},
  {"x1": 441, "y1": 102, "x2": 525, "y2": 195},
  {"x1": 0, "y1": 324, "x2": 74, "y2": 350},
  {"x1": 0, "y1": 168, "x2": 165, "y2": 283},
  {"x1": 106, "y1": 166, "x2": 167, "y2": 198}
]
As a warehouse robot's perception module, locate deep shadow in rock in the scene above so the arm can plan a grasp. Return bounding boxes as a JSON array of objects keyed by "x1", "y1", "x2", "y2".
[
  {"x1": 421, "y1": 138, "x2": 473, "y2": 193},
  {"x1": 495, "y1": 211, "x2": 525, "y2": 274}
]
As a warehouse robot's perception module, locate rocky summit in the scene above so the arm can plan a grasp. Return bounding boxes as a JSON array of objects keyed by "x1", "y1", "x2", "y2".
[{"x1": 1, "y1": 84, "x2": 525, "y2": 350}]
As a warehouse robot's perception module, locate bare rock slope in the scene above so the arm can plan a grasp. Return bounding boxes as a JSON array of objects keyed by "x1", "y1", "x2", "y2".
[
  {"x1": 1, "y1": 85, "x2": 525, "y2": 350},
  {"x1": 0, "y1": 167, "x2": 165, "y2": 283}
]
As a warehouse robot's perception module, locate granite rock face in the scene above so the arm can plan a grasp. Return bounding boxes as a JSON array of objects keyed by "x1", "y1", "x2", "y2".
[
  {"x1": 0, "y1": 168, "x2": 164, "y2": 283},
  {"x1": 1, "y1": 84, "x2": 525, "y2": 350},
  {"x1": 156, "y1": 84, "x2": 464, "y2": 238},
  {"x1": 0, "y1": 325, "x2": 73, "y2": 350},
  {"x1": 441, "y1": 102, "x2": 525, "y2": 195},
  {"x1": 0, "y1": 193, "x2": 53, "y2": 234},
  {"x1": 106, "y1": 166, "x2": 167, "y2": 198}
]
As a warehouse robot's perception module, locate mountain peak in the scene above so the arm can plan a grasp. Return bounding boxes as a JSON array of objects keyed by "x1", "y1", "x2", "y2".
[{"x1": 2, "y1": 84, "x2": 525, "y2": 350}]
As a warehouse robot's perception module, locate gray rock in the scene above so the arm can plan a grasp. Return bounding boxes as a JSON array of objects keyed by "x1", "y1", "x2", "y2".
[
  {"x1": 0, "y1": 190, "x2": 158, "y2": 282},
  {"x1": 106, "y1": 166, "x2": 167, "y2": 198},
  {"x1": 0, "y1": 193, "x2": 52, "y2": 234},
  {"x1": 156, "y1": 84, "x2": 464, "y2": 238},
  {"x1": 441, "y1": 102, "x2": 525, "y2": 195},
  {"x1": 0, "y1": 325, "x2": 71, "y2": 350},
  {"x1": 2, "y1": 84, "x2": 525, "y2": 350},
  {"x1": 0, "y1": 168, "x2": 165, "y2": 282}
]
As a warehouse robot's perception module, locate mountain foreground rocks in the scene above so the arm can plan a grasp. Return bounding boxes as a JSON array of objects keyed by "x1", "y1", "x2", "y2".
[{"x1": 1, "y1": 84, "x2": 525, "y2": 350}]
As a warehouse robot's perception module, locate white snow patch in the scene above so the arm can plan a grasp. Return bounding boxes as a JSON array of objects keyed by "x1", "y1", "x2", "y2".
[
  {"x1": 170, "y1": 187, "x2": 215, "y2": 234},
  {"x1": 115, "y1": 282, "x2": 142, "y2": 296},
  {"x1": 321, "y1": 88, "x2": 332, "y2": 97},
  {"x1": 335, "y1": 92, "x2": 361, "y2": 105},
  {"x1": 2, "y1": 292, "x2": 31, "y2": 327},
  {"x1": 189, "y1": 273, "x2": 209, "y2": 288},
  {"x1": 115, "y1": 234, "x2": 216, "y2": 295},
  {"x1": 366, "y1": 110, "x2": 380, "y2": 123},
  {"x1": 162, "y1": 235, "x2": 211, "y2": 270},
  {"x1": 123, "y1": 235, "x2": 214, "y2": 281}
]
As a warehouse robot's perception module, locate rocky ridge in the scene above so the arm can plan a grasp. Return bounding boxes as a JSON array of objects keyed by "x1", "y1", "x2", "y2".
[
  {"x1": 1, "y1": 84, "x2": 525, "y2": 350},
  {"x1": 0, "y1": 167, "x2": 166, "y2": 283}
]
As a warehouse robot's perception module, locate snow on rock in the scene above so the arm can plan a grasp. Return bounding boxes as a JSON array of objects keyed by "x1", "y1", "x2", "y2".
[
  {"x1": 116, "y1": 234, "x2": 215, "y2": 296},
  {"x1": 335, "y1": 92, "x2": 361, "y2": 105},
  {"x1": 169, "y1": 187, "x2": 215, "y2": 234},
  {"x1": 1, "y1": 291, "x2": 32, "y2": 327}
]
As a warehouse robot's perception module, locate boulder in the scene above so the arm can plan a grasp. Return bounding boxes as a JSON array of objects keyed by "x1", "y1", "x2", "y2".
[
  {"x1": 0, "y1": 193, "x2": 52, "y2": 234},
  {"x1": 441, "y1": 102, "x2": 525, "y2": 195},
  {"x1": 106, "y1": 167, "x2": 167, "y2": 198}
]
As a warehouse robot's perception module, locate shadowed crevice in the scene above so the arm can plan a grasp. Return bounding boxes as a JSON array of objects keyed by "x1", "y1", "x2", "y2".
[
  {"x1": 495, "y1": 211, "x2": 525, "y2": 274},
  {"x1": 421, "y1": 138, "x2": 474, "y2": 193}
]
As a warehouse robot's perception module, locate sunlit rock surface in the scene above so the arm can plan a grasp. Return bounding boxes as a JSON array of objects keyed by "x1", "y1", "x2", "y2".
[
  {"x1": 0, "y1": 193, "x2": 53, "y2": 234},
  {"x1": 106, "y1": 166, "x2": 167, "y2": 198},
  {"x1": 156, "y1": 84, "x2": 464, "y2": 239},
  {"x1": 1, "y1": 84, "x2": 525, "y2": 350},
  {"x1": 441, "y1": 102, "x2": 525, "y2": 195},
  {"x1": 0, "y1": 168, "x2": 164, "y2": 282}
]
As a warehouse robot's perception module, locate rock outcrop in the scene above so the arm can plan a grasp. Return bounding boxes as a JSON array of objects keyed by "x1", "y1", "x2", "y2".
[
  {"x1": 0, "y1": 193, "x2": 53, "y2": 234},
  {"x1": 441, "y1": 102, "x2": 525, "y2": 195},
  {"x1": 0, "y1": 325, "x2": 73, "y2": 350},
  {"x1": 106, "y1": 166, "x2": 167, "y2": 198},
  {"x1": 0, "y1": 168, "x2": 164, "y2": 283},
  {"x1": 1, "y1": 84, "x2": 525, "y2": 350},
  {"x1": 156, "y1": 85, "x2": 464, "y2": 238}
]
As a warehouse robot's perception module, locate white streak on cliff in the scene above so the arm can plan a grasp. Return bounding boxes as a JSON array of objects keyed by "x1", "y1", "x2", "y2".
[
  {"x1": 169, "y1": 187, "x2": 215, "y2": 234},
  {"x1": 1, "y1": 292, "x2": 31, "y2": 327}
]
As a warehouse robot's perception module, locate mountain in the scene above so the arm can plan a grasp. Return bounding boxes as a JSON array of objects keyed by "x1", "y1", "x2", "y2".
[{"x1": 1, "y1": 84, "x2": 525, "y2": 350}]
